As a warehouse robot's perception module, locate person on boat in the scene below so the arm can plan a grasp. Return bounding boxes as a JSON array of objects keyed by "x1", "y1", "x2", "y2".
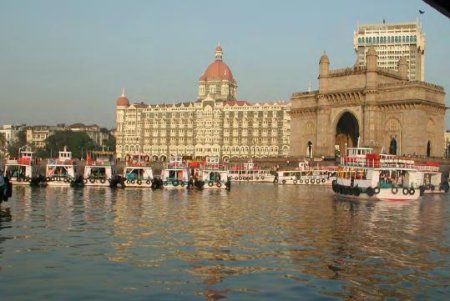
[{"x1": 0, "y1": 168, "x2": 12, "y2": 203}]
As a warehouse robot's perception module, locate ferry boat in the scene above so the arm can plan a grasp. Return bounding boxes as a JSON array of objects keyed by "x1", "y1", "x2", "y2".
[
  {"x1": 83, "y1": 151, "x2": 117, "y2": 187},
  {"x1": 275, "y1": 161, "x2": 336, "y2": 185},
  {"x1": 332, "y1": 146, "x2": 423, "y2": 201},
  {"x1": 415, "y1": 162, "x2": 449, "y2": 194},
  {"x1": 196, "y1": 157, "x2": 231, "y2": 189},
  {"x1": 122, "y1": 152, "x2": 154, "y2": 188},
  {"x1": 45, "y1": 146, "x2": 79, "y2": 187},
  {"x1": 160, "y1": 156, "x2": 190, "y2": 189},
  {"x1": 228, "y1": 160, "x2": 275, "y2": 183},
  {"x1": 3, "y1": 147, "x2": 39, "y2": 185}
]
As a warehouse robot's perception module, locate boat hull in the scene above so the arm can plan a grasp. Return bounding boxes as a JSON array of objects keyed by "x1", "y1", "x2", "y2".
[
  {"x1": 83, "y1": 178, "x2": 111, "y2": 187},
  {"x1": 276, "y1": 177, "x2": 334, "y2": 185},
  {"x1": 229, "y1": 175, "x2": 275, "y2": 183},
  {"x1": 333, "y1": 184, "x2": 420, "y2": 201},
  {"x1": 123, "y1": 179, "x2": 153, "y2": 188}
]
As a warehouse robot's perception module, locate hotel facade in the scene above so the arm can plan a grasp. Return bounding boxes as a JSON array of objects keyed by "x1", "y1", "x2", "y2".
[{"x1": 115, "y1": 46, "x2": 290, "y2": 161}]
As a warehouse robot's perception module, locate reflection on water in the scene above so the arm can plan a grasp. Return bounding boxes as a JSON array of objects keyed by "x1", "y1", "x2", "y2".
[{"x1": 0, "y1": 184, "x2": 449, "y2": 300}]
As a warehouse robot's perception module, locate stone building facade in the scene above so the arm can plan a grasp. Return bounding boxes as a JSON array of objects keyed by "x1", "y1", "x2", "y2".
[
  {"x1": 290, "y1": 47, "x2": 446, "y2": 158},
  {"x1": 115, "y1": 46, "x2": 290, "y2": 161}
]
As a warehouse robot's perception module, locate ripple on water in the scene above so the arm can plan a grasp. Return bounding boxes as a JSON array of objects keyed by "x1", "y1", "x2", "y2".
[{"x1": 0, "y1": 185, "x2": 449, "y2": 300}]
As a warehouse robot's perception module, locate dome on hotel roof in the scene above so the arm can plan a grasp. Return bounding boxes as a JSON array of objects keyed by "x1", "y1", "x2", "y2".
[
  {"x1": 199, "y1": 45, "x2": 236, "y2": 83},
  {"x1": 116, "y1": 89, "x2": 130, "y2": 107}
]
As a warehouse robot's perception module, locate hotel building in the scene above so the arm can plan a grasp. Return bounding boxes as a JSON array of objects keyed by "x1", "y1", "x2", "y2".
[{"x1": 115, "y1": 46, "x2": 290, "y2": 161}]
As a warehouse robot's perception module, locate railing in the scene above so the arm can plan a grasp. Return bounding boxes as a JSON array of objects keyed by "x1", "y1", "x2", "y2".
[
  {"x1": 47, "y1": 159, "x2": 74, "y2": 165},
  {"x1": 86, "y1": 160, "x2": 112, "y2": 166},
  {"x1": 126, "y1": 161, "x2": 152, "y2": 167},
  {"x1": 341, "y1": 155, "x2": 438, "y2": 170}
]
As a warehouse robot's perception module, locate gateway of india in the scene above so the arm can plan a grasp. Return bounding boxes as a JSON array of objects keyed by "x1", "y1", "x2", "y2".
[
  {"x1": 290, "y1": 47, "x2": 446, "y2": 158},
  {"x1": 291, "y1": 22, "x2": 446, "y2": 159}
]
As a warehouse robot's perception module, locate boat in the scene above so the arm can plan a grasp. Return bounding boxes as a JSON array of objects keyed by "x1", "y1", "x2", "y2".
[
  {"x1": 196, "y1": 157, "x2": 231, "y2": 189},
  {"x1": 160, "y1": 156, "x2": 190, "y2": 189},
  {"x1": 228, "y1": 160, "x2": 276, "y2": 183},
  {"x1": 3, "y1": 147, "x2": 40, "y2": 185},
  {"x1": 275, "y1": 161, "x2": 336, "y2": 185},
  {"x1": 415, "y1": 162, "x2": 449, "y2": 194},
  {"x1": 83, "y1": 151, "x2": 118, "y2": 187},
  {"x1": 122, "y1": 152, "x2": 154, "y2": 188},
  {"x1": 45, "y1": 146, "x2": 80, "y2": 187},
  {"x1": 332, "y1": 146, "x2": 424, "y2": 201}
]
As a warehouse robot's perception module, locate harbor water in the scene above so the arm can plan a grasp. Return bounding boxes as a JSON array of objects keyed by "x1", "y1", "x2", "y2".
[{"x1": 0, "y1": 184, "x2": 449, "y2": 300}]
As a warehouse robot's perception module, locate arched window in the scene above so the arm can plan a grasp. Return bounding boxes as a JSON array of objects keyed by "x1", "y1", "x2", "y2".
[
  {"x1": 389, "y1": 138, "x2": 397, "y2": 155},
  {"x1": 306, "y1": 141, "x2": 313, "y2": 158}
]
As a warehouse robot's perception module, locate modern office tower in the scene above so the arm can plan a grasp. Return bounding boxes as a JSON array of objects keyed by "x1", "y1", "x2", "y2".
[{"x1": 353, "y1": 21, "x2": 425, "y2": 81}]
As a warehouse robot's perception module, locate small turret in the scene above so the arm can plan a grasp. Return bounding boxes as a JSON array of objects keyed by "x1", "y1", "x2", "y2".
[
  {"x1": 366, "y1": 46, "x2": 377, "y2": 72},
  {"x1": 365, "y1": 47, "x2": 378, "y2": 90},
  {"x1": 398, "y1": 57, "x2": 408, "y2": 80},
  {"x1": 319, "y1": 52, "x2": 330, "y2": 93}
]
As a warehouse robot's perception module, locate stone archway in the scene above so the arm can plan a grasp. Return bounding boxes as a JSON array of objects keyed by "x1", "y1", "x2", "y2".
[
  {"x1": 389, "y1": 138, "x2": 397, "y2": 155},
  {"x1": 306, "y1": 141, "x2": 313, "y2": 158},
  {"x1": 335, "y1": 112, "x2": 359, "y2": 156}
]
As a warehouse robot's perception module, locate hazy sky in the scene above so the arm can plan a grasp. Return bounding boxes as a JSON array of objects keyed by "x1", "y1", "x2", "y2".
[{"x1": 0, "y1": 0, "x2": 449, "y2": 129}]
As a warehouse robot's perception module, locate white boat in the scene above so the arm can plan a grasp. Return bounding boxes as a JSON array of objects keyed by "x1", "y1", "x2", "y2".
[
  {"x1": 123, "y1": 152, "x2": 154, "y2": 188},
  {"x1": 415, "y1": 162, "x2": 449, "y2": 194},
  {"x1": 160, "y1": 156, "x2": 190, "y2": 189},
  {"x1": 228, "y1": 160, "x2": 275, "y2": 183},
  {"x1": 83, "y1": 151, "x2": 117, "y2": 187},
  {"x1": 332, "y1": 147, "x2": 424, "y2": 201},
  {"x1": 275, "y1": 161, "x2": 336, "y2": 185},
  {"x1": 196, "y1": 157, "x2": 230, "y2": 189},
  {"x1": 3, "y1": 147, "x2": 39, "y2": 185},
  {"x1": 45, "y1": 146, "x2": 79, "y2": 187}
]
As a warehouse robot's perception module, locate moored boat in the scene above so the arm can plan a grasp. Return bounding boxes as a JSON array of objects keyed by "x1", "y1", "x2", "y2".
[
  {"x1": 332, "y1": 147, "x2": 423, "y2": 201},
  {"x1": 83, "y1": 151, "x2": 118, "y2": 187},
  {"x1": 3, "y1": 147, "x2": 40, "y2": 185},
  {"x1": 196, "y1": 157, "x2": 231, "y2": 189},
  {"x1": 160, "y1": 156, "x2": 190, "y2": 189},
  {"x1": 45, "y1": 146, "x2": 80, "y2": 187},
  {"x1": 275, "y1": 161, "x2": 336, "y2": 185},
  {"x1": 122, "y1": 152, "x2": 154, "y2": 188},
  {"x1": 228, "y1": 160, "x2": 275, "y2": 183},
  {"x1": 415, "y1": 162, "x2": 449, "y2": 194}
]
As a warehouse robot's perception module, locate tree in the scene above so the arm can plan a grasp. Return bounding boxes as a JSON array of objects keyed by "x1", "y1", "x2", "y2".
[
  {"x1": 7, "y1": 129, "x2": 26, "y2": 157},
  {"x1": 45, "y1": 130, "x2": 98, "y2": 159},
  {"x1": 104, "y1": 135, "x2": 116, "y2": 152},
  {"x1": 0, "y1": 132, "x2": 5, "y2": 149},
  {"x1": 0, "y1": 133, "x2": 6, "y2": 159}
]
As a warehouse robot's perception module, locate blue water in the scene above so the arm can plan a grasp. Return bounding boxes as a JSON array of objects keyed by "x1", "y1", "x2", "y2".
[{"x1": 0, "y1": 185, "x2": 449, "y2": 300}]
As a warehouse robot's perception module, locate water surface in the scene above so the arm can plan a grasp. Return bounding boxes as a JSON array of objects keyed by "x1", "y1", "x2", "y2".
[{"x1": 0, "y1": 185, "x2": 449, "y2": 300}]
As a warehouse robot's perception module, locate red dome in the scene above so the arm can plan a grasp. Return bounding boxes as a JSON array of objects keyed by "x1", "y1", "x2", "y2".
[
  {"x1": 200, "y1": 60, "x2": 235, "y2": 83},
  {"x1": 199, "y1": 46, "x2": 236, "y2": 83},
  {"x1": 116, "y1": 95, "x2": 129, "y2": 107}
]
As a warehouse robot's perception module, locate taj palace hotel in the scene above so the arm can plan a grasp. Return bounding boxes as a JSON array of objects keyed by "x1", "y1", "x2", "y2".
[{"x1": 115, "y1": 45, "x2": 291, "y2": 161}]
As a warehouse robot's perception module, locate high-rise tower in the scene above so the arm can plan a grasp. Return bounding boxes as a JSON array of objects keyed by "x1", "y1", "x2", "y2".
[{"x1": 353, "y1": 21, "x2": 425, "y2": 81}]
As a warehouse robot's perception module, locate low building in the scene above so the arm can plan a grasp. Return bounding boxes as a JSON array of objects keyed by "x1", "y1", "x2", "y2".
[
  {"x1": 69, "y1": 123, "x2": 111, "y2": 147},
  {"x1": 0, "y1": 124, "x2": 24, "y2": 146}
]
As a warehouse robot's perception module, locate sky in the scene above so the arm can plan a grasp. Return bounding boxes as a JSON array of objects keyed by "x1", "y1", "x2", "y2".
[{"x1": 0, "y1": 0, "x2": 449, "y2": 129}]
